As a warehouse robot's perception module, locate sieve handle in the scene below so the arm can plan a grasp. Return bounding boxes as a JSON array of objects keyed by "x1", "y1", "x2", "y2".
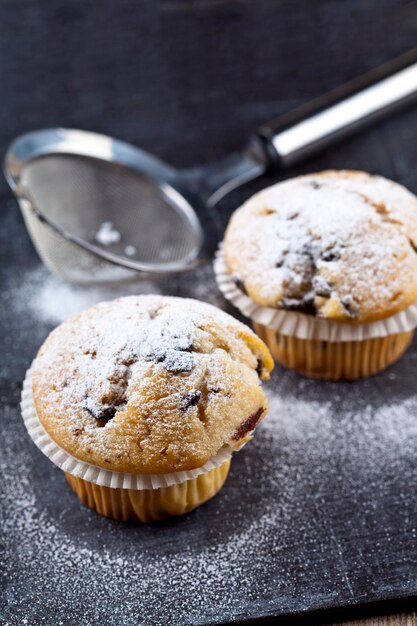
[{"x1": 253, "y1": 49, "x2": 417, "y2": 169}]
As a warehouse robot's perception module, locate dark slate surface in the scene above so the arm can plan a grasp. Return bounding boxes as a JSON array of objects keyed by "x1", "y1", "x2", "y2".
[{"x1": 2, "y1": 1, "x2": 417, "y2": 624}]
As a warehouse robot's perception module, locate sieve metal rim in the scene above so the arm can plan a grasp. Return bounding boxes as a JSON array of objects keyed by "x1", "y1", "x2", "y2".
[{"x1": 4, "y1": 128, "x2": 205, "y2": 274}]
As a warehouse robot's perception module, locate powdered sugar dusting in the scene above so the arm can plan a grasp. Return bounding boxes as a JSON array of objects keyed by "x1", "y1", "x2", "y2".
[
  {"x1": 224, "y1": 171, "x2": 417, "y2": 321},
  {"x1": 4, "y1": 234, "x2": 417, "y2": 623},
  {"x1": 95, "y1": 221, "x2": 122, "y2": 246},
  {"x1": 35, "y1": 295, "x2": 251, "y2": 413},
  {"x1": 33, "y1": 294, "x2": 269, "y2": 473},
  {"x1": 4, "y1": 366, "x2": 417, "y2": 624},
  {"x1": 6, "y1": 263, "x2": 225, "y2": 326}
]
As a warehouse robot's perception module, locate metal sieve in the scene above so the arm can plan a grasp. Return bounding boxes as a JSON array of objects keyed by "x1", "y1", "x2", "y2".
[{"x1": 5, "y1": 50, "x2": 417, "y2": 284}]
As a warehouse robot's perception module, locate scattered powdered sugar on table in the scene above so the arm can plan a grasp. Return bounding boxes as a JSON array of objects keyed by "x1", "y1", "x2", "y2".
[
  {"x1": 4, "y1": 258, "x2": 417, "y2": 624},
  {"x1": 5, "y1": 266, "x2": 157, "y2": 325},
  {"x1": 7, "y1": 262, "x2": 223, "y2": 326},
  {"x1": 3, "y1": 369, "x2": 417, "y2": 625}
]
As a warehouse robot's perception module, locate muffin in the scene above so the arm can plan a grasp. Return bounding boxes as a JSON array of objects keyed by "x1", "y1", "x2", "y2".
[
  {"x1": 27, "y1": 295, "x2": 273, "y2": 522},
  {"x1": 219, "y1": 170, "x2": 417, "y2": 380}
]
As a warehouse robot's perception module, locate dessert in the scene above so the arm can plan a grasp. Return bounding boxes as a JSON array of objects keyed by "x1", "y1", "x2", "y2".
[
  {"x1": 27, "y1": 295, "x2": 273, "y2": 521},
  {"x1": 219, "y1": 170, "x2": 417, "y2": 379}
]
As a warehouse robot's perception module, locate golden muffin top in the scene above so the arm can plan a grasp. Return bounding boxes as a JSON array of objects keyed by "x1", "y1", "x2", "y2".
[
  {"x1": 223, "y1": 170, "x2": 417, "y2": 323},
  {"x1": 32, "y1": 295, "x2": 273, "y2": 474}
]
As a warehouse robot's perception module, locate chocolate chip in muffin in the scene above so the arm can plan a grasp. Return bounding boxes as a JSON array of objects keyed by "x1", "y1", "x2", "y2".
[
  {"x1": 142, "y1": 339, "x2": 194, "y2": 373},
  {"x1": 232, "y1": 407, "x2": 264, "y2": 440},
  {"x1": 309, "y1": 181, "x2": 322, "y2": 190},
  {"x1": 83, "y1": 400, "x2": 117, "y2": 426},
  {"x1": 312, "y1": 275, "x2": 332, "y2": 298},
  {"x1": 282, "y1": 293, "x2": 316, "y2": 316},
  {"x1": 256, "y1": 358, "x2": 263, "y2": 377},
  {"x1": 275, "y1": 244, "x2": 289, "y2": 267},
  {"x1": 341, "y1": 295, "x2": 360, "y2": 319},
  {"x1": 180, "y1": 390, "x2": 202, "y2": 411},
  {"x1": 171, "y1": 335, "x2": 194, "y2": 352},
  {"x1": 408, "y1": 238, "x2": 417, "y2": 254},
  {"x1": 233, "y1": 276, "x2": 248, "y2": 295},
  {"x1": 321, "y1": 249, "x2": 340, "y2": 262},
  {"x1": 300, "y1": 240, "x2": 315, "y2": 261},
  {"x1": 164, "y1": 350, "x2": 193, "y2": 373},
  {"x1": 84, "y1": 348, "x2": 97, "y2": 359}
]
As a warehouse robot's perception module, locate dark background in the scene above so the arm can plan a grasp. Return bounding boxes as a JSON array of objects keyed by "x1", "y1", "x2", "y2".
[
  {"x1": 2, "y1": 1, "x2": 417, "y2": 625},
  {"x1": 2, "y1": 0, "x2": 417, "y2": 185}
]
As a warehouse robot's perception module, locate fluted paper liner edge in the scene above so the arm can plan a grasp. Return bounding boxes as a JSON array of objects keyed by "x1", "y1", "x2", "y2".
[
  {"x1": 214, "y1": 247, "x2": 417, "y2": 342},
  {"x1": 21, "y1": 364, "x2": 234, "y2": 490}
]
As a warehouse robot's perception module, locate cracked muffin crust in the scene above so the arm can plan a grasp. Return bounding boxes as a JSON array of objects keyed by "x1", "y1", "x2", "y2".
[
  {"x1": 32, "y1": 295, "x2": 273, "y2": 474},
  {"x1": 224, "y1": 170, "x2": 417, "y2": 323}
]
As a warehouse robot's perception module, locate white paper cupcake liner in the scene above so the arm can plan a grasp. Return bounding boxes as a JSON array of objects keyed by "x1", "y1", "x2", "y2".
[
  {"x1": 21, "y1": 364, "x2": 235, "y2": 490},
  {"x1": 214, "y1": 247, "x2": 417, "y2": 342}
]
